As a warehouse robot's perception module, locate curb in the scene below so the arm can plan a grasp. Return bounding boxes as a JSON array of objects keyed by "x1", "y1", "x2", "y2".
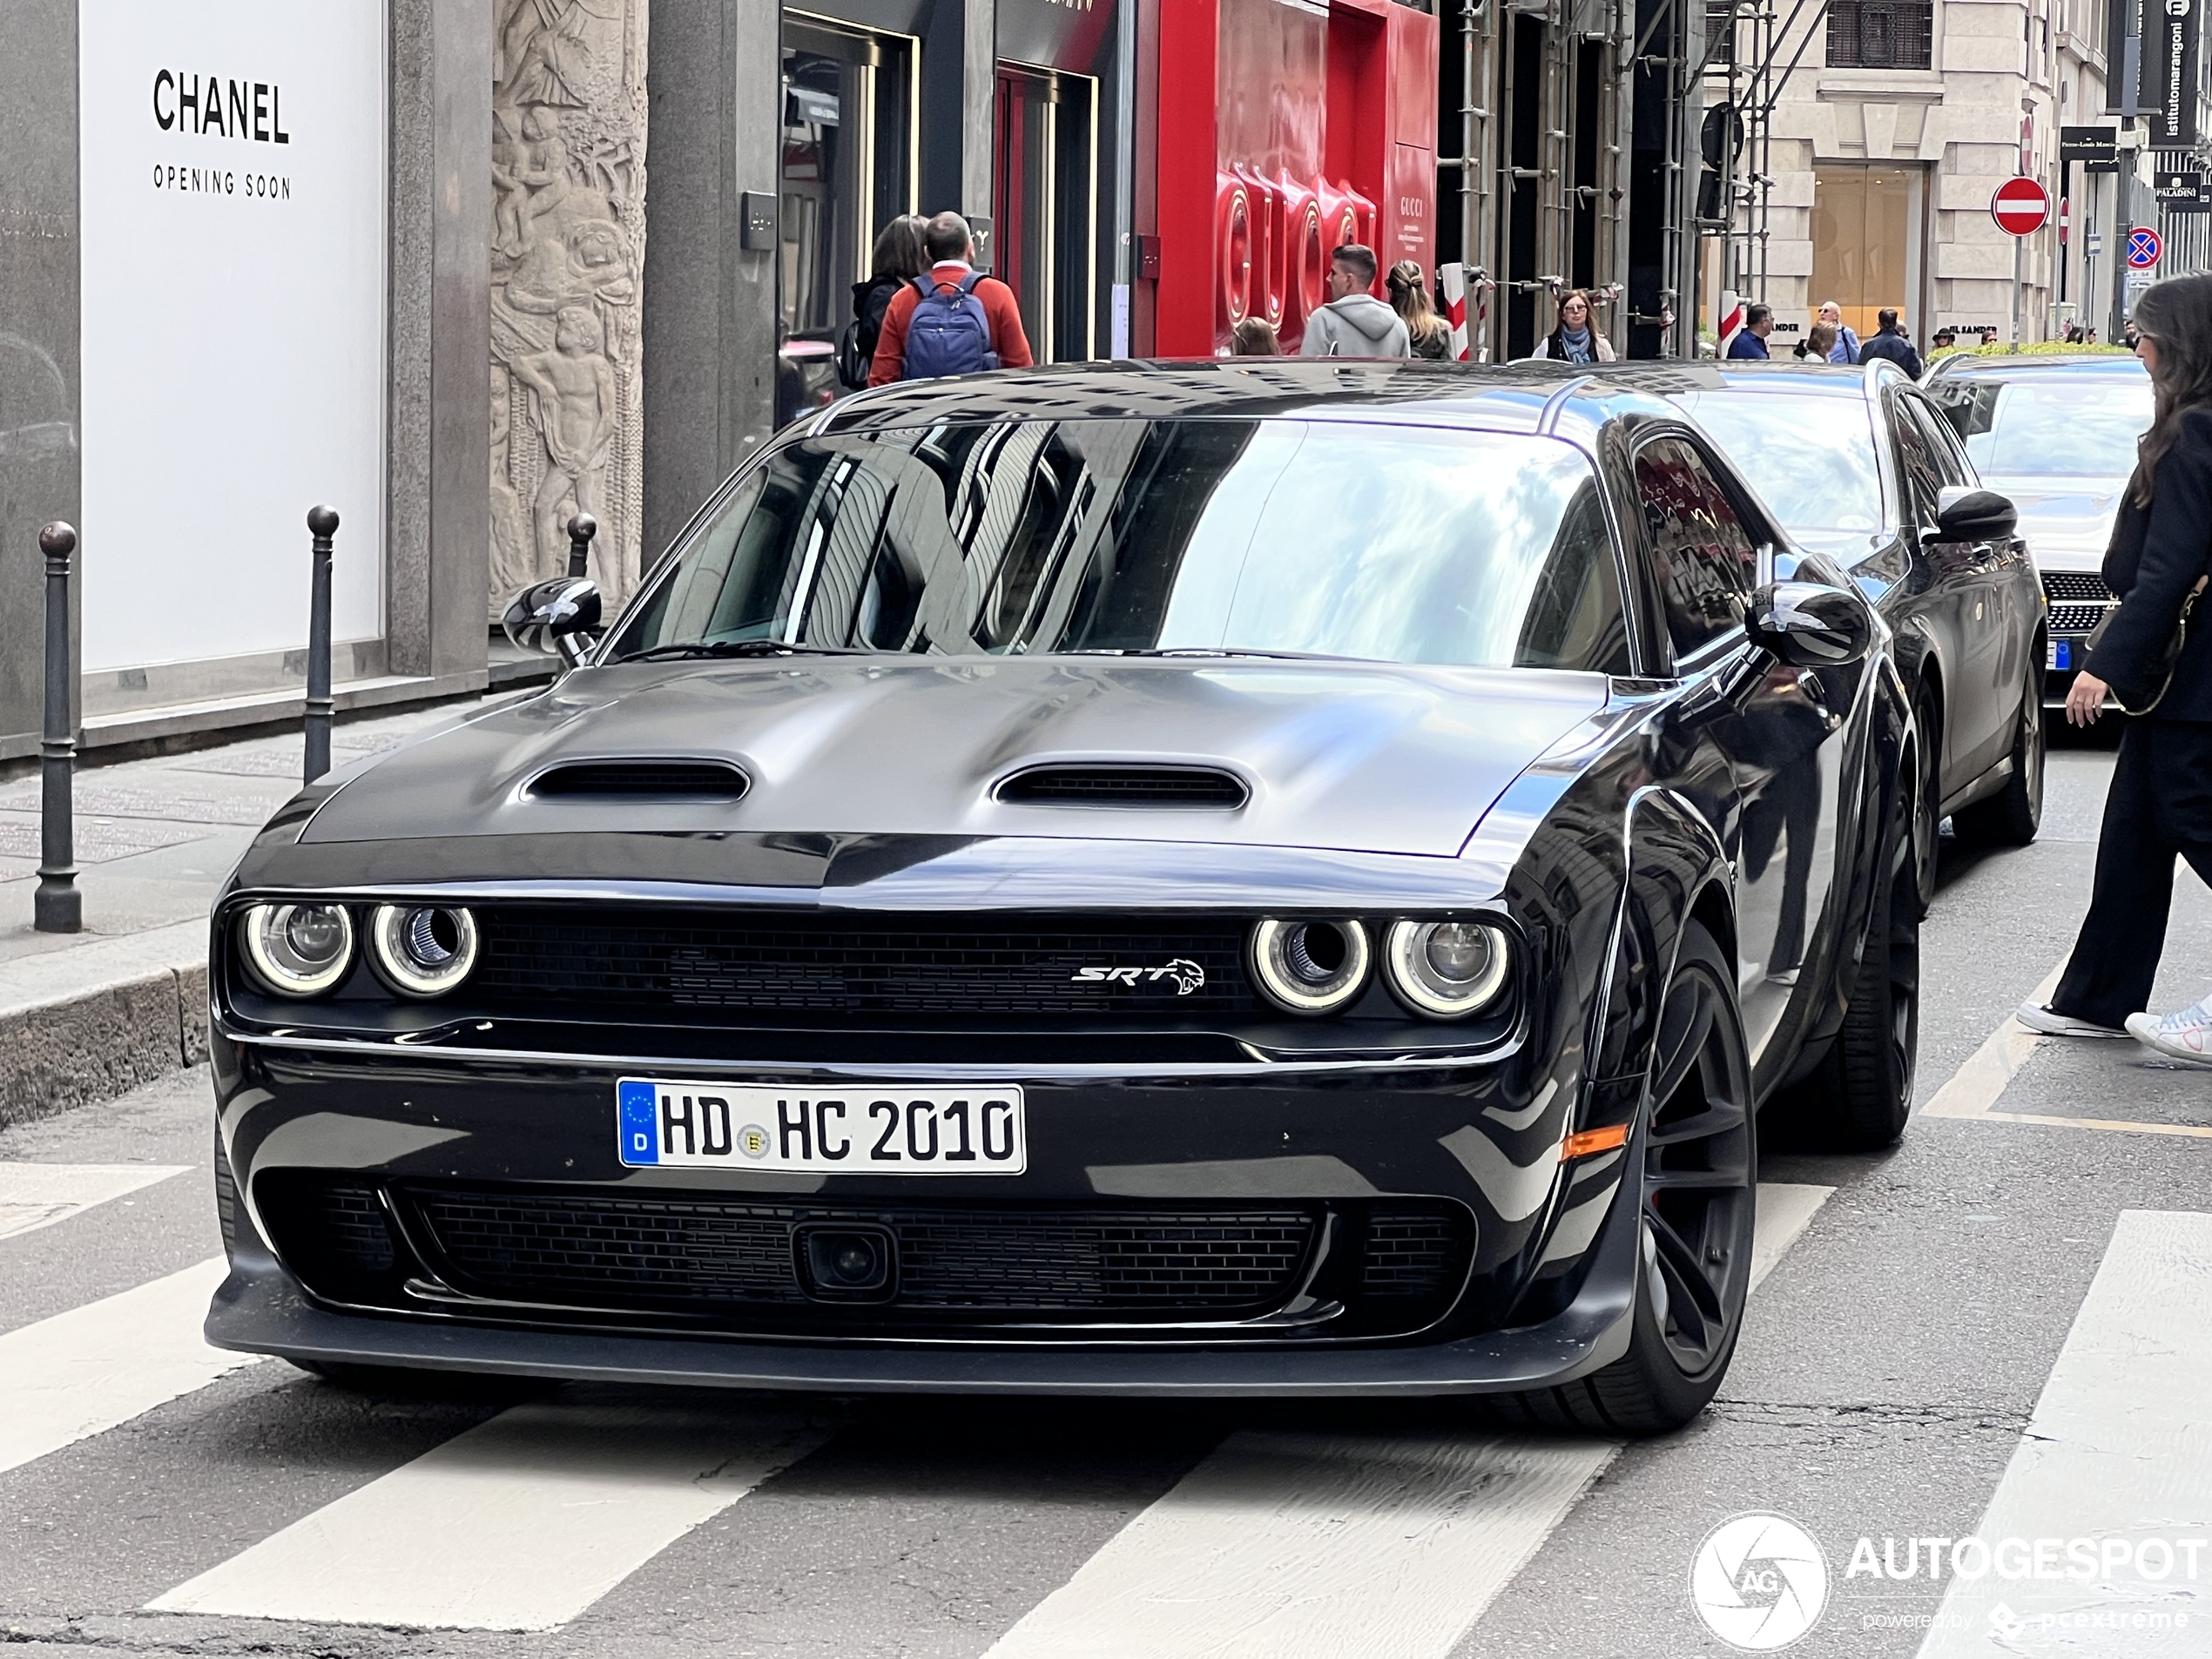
[{"x1": 0, "y1": 921, "x2": 209, "y2": 1130}]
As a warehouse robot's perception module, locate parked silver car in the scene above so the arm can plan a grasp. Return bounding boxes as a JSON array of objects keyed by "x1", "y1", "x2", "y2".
[{"x1": 1923, "y1": 353, "x2": 2152, "y2": 698}]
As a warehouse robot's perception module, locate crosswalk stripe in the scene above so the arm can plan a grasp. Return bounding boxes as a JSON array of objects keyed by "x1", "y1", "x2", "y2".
[
  {"x1": 983, "y1": 1181, "x2": 1834, "y2": 1659},
  {"x1": 0, "y1": 1257, "x2": 260, "y2": 1479},
  {"x1": 0, "y1": 1162, "x2": 189, "y2": 1242},
  {"x1": 147, "y1": 1400, "x2": 833, "y2": 1630},
  {"x1": 1914, "y1": 1210, "x2": 2212, "y2": 1656}
]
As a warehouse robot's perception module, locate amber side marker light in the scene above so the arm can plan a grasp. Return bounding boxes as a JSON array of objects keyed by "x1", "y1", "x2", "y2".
[{"x1": 1559, "y1": 1123, "x2": 1630, "y2": 1160}]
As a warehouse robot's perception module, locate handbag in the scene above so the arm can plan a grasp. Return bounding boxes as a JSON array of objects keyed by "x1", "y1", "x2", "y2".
[{"x1": 2086, "y1": 572, "x2": 2209, "y2": 715}]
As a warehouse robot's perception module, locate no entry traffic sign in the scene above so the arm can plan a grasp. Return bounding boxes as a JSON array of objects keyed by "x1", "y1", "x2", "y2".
[
  {"x1": 2128, "y1": 226, "x2": 2164, "y2": 268},
  {"x1": 1991, "y1": 176, "x2": 2051, "y2": 235}
]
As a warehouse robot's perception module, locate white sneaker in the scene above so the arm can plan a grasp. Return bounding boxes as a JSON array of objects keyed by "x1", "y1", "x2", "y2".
[
  {"x1": 2125, "y1": 999, "x2": 2212, "y2": 1065},
  {"x1": 2015, "y1": 1001, "x2": 2128, "y2": 1038}
]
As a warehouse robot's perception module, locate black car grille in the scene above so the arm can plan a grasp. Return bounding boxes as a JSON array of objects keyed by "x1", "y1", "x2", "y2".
[
  {"x1": 2044, "y1": 572, "x2": 2114, "y2": 602},
  {"x1": 257, "y1": 1176, "x2": 1474, "y2": 1336},
  {"x1": 469, "y1": 907, "x2": 1257, "y2": 1020},
  {"x1": 2048, "y1": 603, "x2": 2113, "y2": 635}
]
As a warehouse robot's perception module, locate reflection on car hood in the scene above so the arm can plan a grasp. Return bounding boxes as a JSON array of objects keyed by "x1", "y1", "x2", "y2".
[
  {"x1": 303, "y1": 657, "x2": 1611, "y2": 858},
  {"x1": 1983, "y1": 473, "x2": 2124, "y2": 570}
]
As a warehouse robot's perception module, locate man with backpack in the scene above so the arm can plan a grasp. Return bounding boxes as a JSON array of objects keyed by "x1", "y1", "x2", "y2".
[{"x1": 867, "y1": 212, "x2": 1034, "y2": 385}]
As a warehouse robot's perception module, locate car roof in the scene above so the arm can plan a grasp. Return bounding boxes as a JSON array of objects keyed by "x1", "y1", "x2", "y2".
[
  {"x1": 810, "y1": 358, "x2": 1690, "y2": 453},
  {"x1": 1927, "y1": 352, "x2": 2147, "y2": 380},
  {"x1": 1596, "y1": 361, "x2": 1902, "y2": 401}
]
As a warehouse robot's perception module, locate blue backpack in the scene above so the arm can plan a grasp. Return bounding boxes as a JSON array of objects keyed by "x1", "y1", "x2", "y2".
[{"x1": 901, "y1": 272, "x2": 1001, "y2": 380}]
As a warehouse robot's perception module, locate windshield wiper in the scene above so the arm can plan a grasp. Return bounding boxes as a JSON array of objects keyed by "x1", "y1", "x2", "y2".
[{"x1": 615, "y1": 640, "x2": 867, "y2": 663}]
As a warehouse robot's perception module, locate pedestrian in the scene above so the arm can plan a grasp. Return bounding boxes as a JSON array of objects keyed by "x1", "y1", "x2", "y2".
[
  {"x1": 1528, "y1": 288, "x2": 1616, "y2": 362},
  {"x1": 2016, "y1": 275, "x2": 2212, "y2": 1052},
  {"x1": 867, "y1": 211, "x2": 1034, "y2": 385},
  {"x1": 1725, "y1": 302, "x2": 1775, "y2": 359},
  {"x1": 2065, "y1": 322, "x2": 2087, "y2": 345},
  {"x1": 1817, "y1": 300, "x2": 1861, "y2": 363},
  {"x1": 2125, "y1": 317, "x2": 2143, "y2": 353},
  {"x1": 840, "y1": 212, "x2": 925, "y2": 389},
  {"x1": 1979, "y1": 326, "x2": 2000, "y2": 347},
  {"x1": 1299, "y1": 244, "x2": 1412, "y2": 357},
  {"x1": 1386, "y1": 260, "x2": 1454, "y2": 360},
  {"x1": 1231, "y1": 316, "x2": 1281, "y2": 355},
  {"x1": 1858, "y1": 307, "x2": 1925, "y2": 378},
  {"x1": 1795, "y1": 320, "x2": 1839, "y2": 363},
  {"x1": 1932, "y1": 327, "x2": 1958, "y2": 352}
]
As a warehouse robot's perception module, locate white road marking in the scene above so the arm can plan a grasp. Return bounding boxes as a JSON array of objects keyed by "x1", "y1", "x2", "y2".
[
  {"x1": 983, "y1": 1182, "x2": 1834, "y2": 1659},
  {"x1": 1919, "y1": 961, "x2": 2065, "y2": 1122},
  {"x1": 148, "y1": 1400, "x2": 831, "y2": 1630},
  {"x1": 1915, "y1": 1211, "x2": 2212, "y2": 1656},
  {"x1": 0, "y1": 1162, "x2": 188, "y2": 1242},
  {"x1": 0, "y1": 1257, "x2": 260, "y2": 1478}
]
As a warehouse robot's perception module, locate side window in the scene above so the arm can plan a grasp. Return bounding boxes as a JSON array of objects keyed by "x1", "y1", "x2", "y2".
[
  {"x1": 1633, "y1": 437, "x2": 1758, "y2": 661},
  {"x1": 1892, "y1": 397, "x2": 1946, "y2": 526},
  {"x1": 1903, "y1": 396, "x2": 1973, "y2": 489}
]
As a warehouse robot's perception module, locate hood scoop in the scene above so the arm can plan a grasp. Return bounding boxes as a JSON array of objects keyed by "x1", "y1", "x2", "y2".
[
  {"x1": 528, "y1": 759, "x2": 751, "y2": 802},
  {"x1": 995, "y1": 764, "x2": 1250, "y2": 810}
]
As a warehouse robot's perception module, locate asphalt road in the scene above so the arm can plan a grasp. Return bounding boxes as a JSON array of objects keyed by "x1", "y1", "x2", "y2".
[{"x1": 5, "y1": 723, "x2": 2212, "y2": 1659}]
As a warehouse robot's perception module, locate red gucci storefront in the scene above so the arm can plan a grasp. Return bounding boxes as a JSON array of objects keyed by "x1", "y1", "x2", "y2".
[{"x1": 1140, "y1": 0, "x2": 1438, "y2": 356}]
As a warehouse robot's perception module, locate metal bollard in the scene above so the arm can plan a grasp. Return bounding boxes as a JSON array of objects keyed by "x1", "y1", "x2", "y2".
[
  {"x1": 565, "y1": 510, "x2": 597, "y2": 579},
  {"x1": 304, "y1": 505, "x2": 338, "y2": 785},
  {"x1": 35, "y1": 522, "x2": 80, "y2": 934}
]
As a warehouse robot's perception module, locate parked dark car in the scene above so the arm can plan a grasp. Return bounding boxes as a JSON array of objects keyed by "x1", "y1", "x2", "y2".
[
  {"x1": 1922, "y1": 352, "x2": 2151, "y2": 700},
  {"x1": 204, "y1": 361, "x2": 1915, "y2": 1433},
  {"x1": 1628, "y1": 359, "x2": 2045, "y2": 903}
]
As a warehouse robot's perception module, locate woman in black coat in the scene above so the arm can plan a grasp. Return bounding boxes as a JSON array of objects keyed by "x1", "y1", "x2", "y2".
[
  {"x1": 2020, "y1": 273, "x2": 2212, "y2": 1054},
  {"x1": 840, "y1": 214, "x2": 926, "y2": 390}
]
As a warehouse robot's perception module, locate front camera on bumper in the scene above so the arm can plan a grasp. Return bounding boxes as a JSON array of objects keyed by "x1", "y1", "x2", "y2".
[
  {"x1": 368, "y1": 904, "x2": 480, "y2": 998},
  {"x1": 1384, "y1": 920, "x2": 1512, "y2": 1019},
  {"x1": 1250, "y1": 919, "x2": 1372, "y2": 1015},
  {"x1": 239, "y1": 903, "x2": 355, "y2": 998}
]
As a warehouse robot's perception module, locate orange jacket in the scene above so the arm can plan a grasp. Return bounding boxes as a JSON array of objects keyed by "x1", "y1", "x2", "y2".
[{"x1": 867, "y1": 264, "x2": 1035, "y2": 386}]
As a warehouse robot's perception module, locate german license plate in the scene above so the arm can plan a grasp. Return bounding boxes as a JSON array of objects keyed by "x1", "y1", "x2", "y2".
[
  {"x1": 616, "y1": 1079, "x2": 1027, "y2": 1173},
  {"x1": 2050, "y1": 638, "x2": 2074, "y2": 671}
]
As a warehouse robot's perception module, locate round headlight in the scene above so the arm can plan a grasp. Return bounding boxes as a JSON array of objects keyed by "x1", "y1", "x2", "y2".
[
  {"x1": 368, "y1": 904, "x2": 479, "y2": 998},
  {"x1": 1250, "y1": 919, "x2": 1371, "y2": 1015},
  {"x1": 239, "y1": 902, "x2": 355, "y2": 997},
  {"x1": 1384, "y1": 920, "x2": 1512, "y2": 1019}
]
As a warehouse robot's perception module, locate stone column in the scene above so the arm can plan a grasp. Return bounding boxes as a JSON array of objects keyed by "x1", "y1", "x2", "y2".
[{"x1": 489, "y1": 0, "x2": 650, "y2": 614}]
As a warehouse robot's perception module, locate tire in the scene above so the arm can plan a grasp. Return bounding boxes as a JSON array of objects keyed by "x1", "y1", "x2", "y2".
[
  {"x1": 1768, "y1": 765, "x2": 1921, "y2": 1150},
  {"x1": 1907, "y1": 685, "x2": 1941, "y2": 917},
  {"x1": 1952, "y1": 644, "x2": 2045, "y2": 846},
  {"x1": 1475, "y1": 923, "x2": 1756, "y2": 1435},
  {"x1": 288, "y1": 1359, "x2": 550, "y2": 1403}
]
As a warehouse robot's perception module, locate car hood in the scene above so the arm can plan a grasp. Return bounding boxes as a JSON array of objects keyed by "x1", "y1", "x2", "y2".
[
  {"x1": 1983, "y1": 473, "x2": 2123, "y2": 570},
  {"x1": 302, "y1": 657, "x2": 1610, "y2": 859}
]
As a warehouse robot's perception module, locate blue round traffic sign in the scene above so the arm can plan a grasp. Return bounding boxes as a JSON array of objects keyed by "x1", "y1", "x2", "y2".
[{"x1": 2128, "y1": 226, "x2": 2162, "y2": 269}]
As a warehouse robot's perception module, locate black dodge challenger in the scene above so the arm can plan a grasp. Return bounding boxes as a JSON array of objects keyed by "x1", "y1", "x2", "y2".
[{"x1": 206, "y1": 361, "x2": 1919, "y2": 1433}]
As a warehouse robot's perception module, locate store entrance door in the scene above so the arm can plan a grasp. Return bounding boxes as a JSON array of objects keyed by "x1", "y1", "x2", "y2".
[
  {"x1": 994, "y1": 64, "x2": 1097, "y2": 362},
  {"x1": 1811, "y1": 164, "x2": 1925, "y2": 345}
]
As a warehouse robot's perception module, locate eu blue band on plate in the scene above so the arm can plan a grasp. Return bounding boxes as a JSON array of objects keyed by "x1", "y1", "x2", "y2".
[
  {"x1": 617, "y1": 1079, "x2": 660, "y2": 1164},
  {"x1": 2054, "y1": 640, "x2": 2072, "y2": 671}
]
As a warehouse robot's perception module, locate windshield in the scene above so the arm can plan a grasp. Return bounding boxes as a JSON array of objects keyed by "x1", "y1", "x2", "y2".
[
  {"x1": 610, "y1": 419, "x2": 1633, "y2": 672},
  {"x1": 1669, "y1": 390, "x2": 1885, "y2": 535},
  {"x1": 1926, "y1": 373, "x2": 2152, "y2": 478}
]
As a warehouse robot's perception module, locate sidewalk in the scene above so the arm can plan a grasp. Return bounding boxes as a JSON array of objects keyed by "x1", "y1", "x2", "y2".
[{"x1": 0, "y1": 698, "x2": 507, "y2": 1126}]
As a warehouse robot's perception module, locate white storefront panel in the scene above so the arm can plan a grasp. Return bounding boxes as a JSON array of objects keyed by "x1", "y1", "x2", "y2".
[{"x1": 78, "y1": 0, "x2": 386, "y2": 679}]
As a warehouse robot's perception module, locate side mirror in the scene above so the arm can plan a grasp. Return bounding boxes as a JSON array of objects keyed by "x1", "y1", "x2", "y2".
[
  {"x1": 1930, "y1": 485, "x2": 2016, "y2": 543},
  {"x1": 502, "y1": 577, "x2": 602, "y2": 666},
  {"x1": 1745, "y1": 580, "x2": 1874, "y2": 668}
]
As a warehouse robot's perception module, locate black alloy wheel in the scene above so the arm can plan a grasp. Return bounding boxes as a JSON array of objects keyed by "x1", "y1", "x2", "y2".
[
  {"x1": 1770, "y1": 760, "x2": 1922, "y2": 1150},
  {"x1": 1952, "y1": 642, "x2": 2045, "y2": 846},
  {"x1": 1478, "y1": 922, "x2": 1756, "y2": 1435}
]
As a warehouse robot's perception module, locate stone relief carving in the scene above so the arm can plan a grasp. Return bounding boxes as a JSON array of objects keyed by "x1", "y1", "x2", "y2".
[{"x1": 489, "y1": 0, "x2": 647, "y2": 617}]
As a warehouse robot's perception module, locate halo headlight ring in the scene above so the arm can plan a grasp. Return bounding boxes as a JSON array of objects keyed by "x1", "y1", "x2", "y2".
[
  {"x1": 1384, "y1": 919, "x2": 1513, "y2": 1020},
  {"x1": 368, "y1": 903, "x2": 481, "y2": 998},
  {"x1": 238, "y1": 902, "x2": 356, "y2": 998},
  {"x1": 1250, "y1": 918, "x2": 1372, "y2": 1015}
]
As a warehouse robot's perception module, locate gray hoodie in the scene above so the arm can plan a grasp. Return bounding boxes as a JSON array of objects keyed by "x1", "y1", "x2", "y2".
[{"x1": 1298, "y1": 293, "x2": 1412, "y2": 358}]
